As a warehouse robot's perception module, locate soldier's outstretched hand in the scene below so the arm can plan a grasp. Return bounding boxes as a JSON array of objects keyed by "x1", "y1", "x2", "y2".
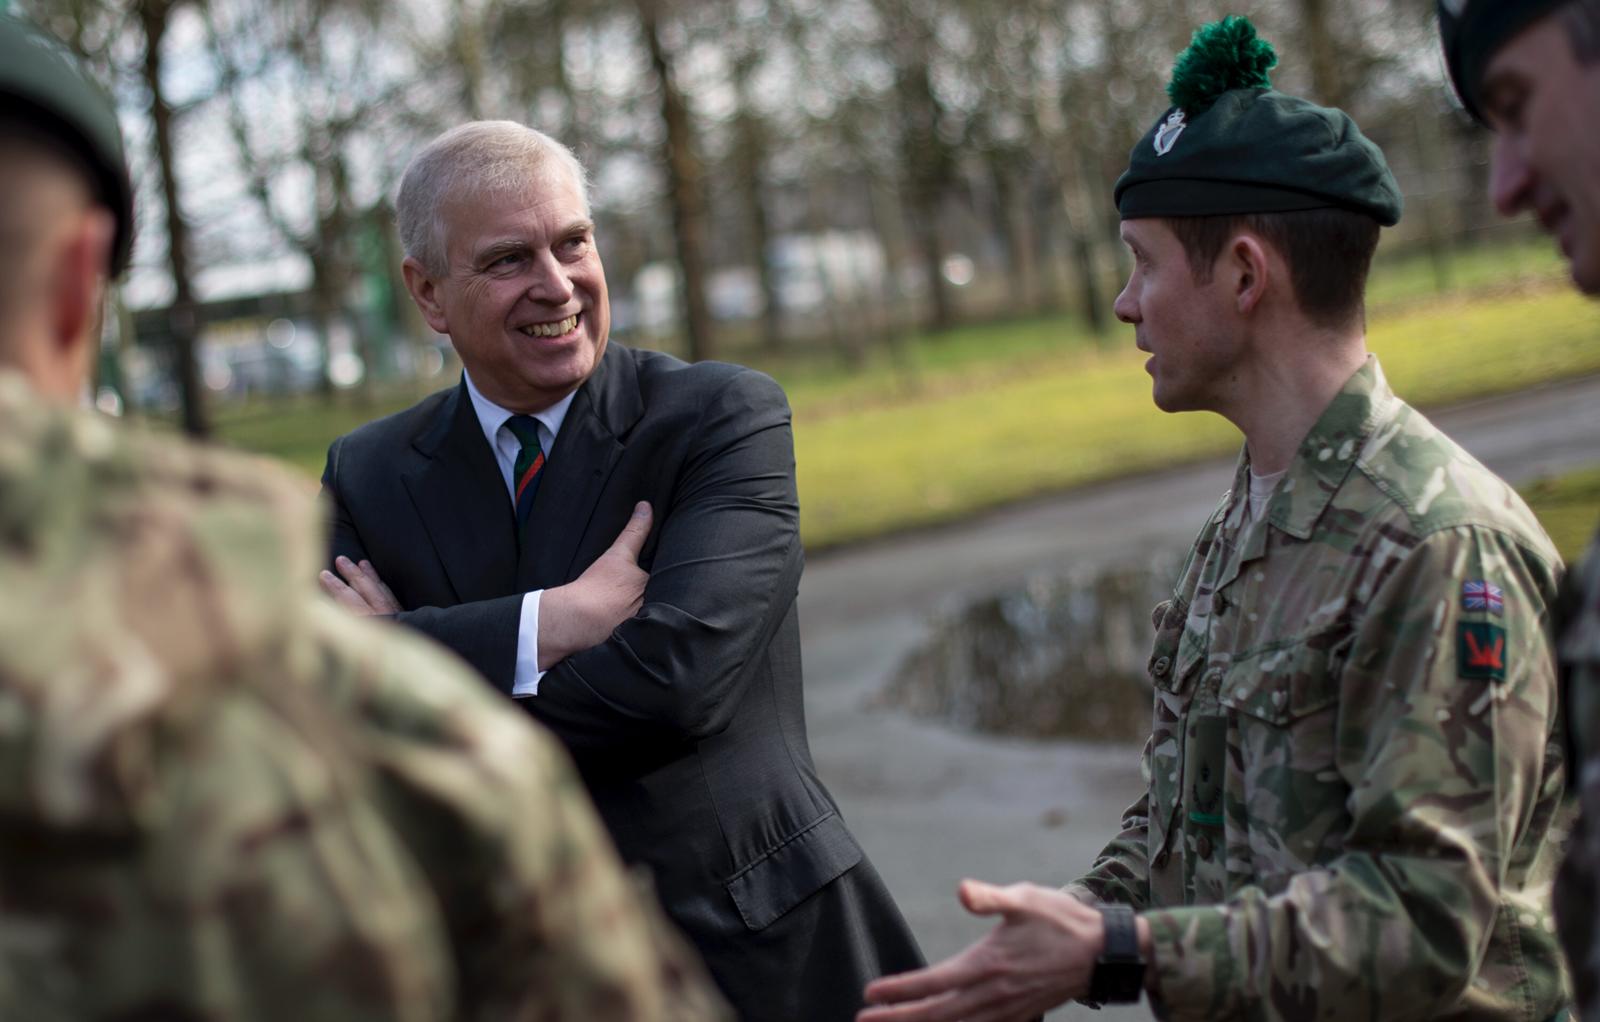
[{"x1": 859, "y1": 880, "x2": 1113, "y2": 1022}]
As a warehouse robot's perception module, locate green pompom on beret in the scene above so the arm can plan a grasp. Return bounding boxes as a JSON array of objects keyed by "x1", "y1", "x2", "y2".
[
  {"x1": 1437, "y1": 0, "x2": 1572, "y2": 125},
  {"x1": 1114, "y1": 16, "x2": 1403, "y2": 227},
  {"x1": 0, "y1": 15, "x2": 133, "y2": 275}
]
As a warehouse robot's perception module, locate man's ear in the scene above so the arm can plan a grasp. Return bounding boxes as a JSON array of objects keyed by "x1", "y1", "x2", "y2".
[
  {"x1": 1227, "y1": 234, "x2": 1271, "y2": 315},
  {"x1": 51, "y1": 208, "x2": 114, "y2": 359},
  {"x1": 402, "y1": 256, "x2": 451, "y2": 334}
]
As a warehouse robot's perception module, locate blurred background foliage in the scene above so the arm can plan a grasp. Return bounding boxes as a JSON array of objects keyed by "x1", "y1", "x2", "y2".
[{"x1": 23, "y1": 0, "x2": 1600, "y2": 550}]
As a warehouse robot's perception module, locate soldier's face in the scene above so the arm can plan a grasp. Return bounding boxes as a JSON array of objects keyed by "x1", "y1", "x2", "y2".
[
  {"x1": 1482, "y1": 13, "x2": 1600, "y2": 294},
  {"x1": 1114, "y1": 218, "x2": 1239, "y2": 414},
  {"x1": 404, "y1": 165, "x2": 609, "y2": 413}
]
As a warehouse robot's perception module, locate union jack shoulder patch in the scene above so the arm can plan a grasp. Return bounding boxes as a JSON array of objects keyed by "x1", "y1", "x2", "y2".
[{"x1": 1461, "y1": 579, "x2": 1504, "y2": 615}]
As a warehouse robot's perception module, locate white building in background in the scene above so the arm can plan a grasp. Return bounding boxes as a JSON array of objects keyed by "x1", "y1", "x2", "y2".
[{"x1": 623, "y1": 230, "x2": 888, "y2": 340}]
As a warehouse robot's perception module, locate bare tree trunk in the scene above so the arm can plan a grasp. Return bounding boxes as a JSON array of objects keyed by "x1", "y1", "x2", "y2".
[
  {"x1": 453, "y1": 0, "x2": 488, "y2": 120},
  {"x1": 1298, "y1": 0, "x2": 1344, "y2": 106},
  {"x1": 637, "y1": 0, "x2": 715, "y2": 362},
  {"x1": 732, "y1": 62, "x2": 781, "y2": 350},
  {"x1": 1410, "y1": 106, "x2": 1454, "y2": 294},
  {"x1": 1057, "y1": 142, "x2": 1109, "y2": 338},
  {"x1": 139, "y1": 0, "x2": 208, "y2": 437},
  {"x1": 989, "y1": 156, "x2": 1039, "y2": 314},
  {"x1": 896, "y1": 52, "x2": 954, "y2": 331}
]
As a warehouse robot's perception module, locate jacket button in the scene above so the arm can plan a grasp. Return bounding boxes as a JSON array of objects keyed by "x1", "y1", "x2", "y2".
[
  {"x1": 1152, "y1": 656, "x2": 1171, "y2": 677},
  {"x1": 1214, "y1": 593, "x2": 1228, "y2": 615},
  {"x1": 1196, "y1": 833, "x2": 1213, "y2": 860}
]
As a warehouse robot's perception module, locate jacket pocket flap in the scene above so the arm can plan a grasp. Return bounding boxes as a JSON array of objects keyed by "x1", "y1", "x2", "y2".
[
  {"x1": 724, "y1": 812, "x2": 863, "y2": 931},
  {"x1": 1218, "y1": 639, "x2": 1339, "y2": 724}
]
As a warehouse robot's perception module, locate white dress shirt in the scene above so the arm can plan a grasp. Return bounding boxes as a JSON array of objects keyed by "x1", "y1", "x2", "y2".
[{"x1": 462, "y1": 370, "x2": 576, "y2": 697}]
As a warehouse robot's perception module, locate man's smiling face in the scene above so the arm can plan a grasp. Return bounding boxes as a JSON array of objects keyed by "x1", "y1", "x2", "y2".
[
  {"x1": 408, "y1": 162, "x2": 609, "y2": 412},
  {"x1": 1481, "y1": 12, "x2": 1600, "y2": 294}
]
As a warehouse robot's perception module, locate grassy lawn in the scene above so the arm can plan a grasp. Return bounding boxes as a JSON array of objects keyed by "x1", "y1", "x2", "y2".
[
  {"x1": 1521, "y1": 467, "x2": 1600, "y2": 564},
  {"x1": 794, "y1": 285, "x2": 1600, "y2": 547},
  {"x1": 205, "y1": 271, "x2": 1600, "y2": 551}
]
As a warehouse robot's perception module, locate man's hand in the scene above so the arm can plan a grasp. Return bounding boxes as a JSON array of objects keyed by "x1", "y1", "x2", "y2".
[
  {"x1": 857, "y1": 880, "x2": 1108, "y2": 1022},
  {"x1": 538, "y1": 501, "x2": 653, "y2": 669},
  {"x1": 320, "y1": 555, "x2": 402, "y2": 616}
]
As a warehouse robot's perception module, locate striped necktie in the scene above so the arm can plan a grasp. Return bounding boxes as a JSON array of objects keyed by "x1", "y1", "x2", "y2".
[{"x1": 505, "y1": 415, "x2": 545, "y2": 527}]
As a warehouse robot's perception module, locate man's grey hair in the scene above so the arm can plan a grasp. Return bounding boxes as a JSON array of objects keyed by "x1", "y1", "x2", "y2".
[{"x1": 395, "y1": 121, "x2": 590, "y2": 277}]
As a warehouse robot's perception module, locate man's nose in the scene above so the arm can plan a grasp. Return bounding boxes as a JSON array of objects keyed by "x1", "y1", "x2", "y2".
[
  {"x1": 1113, "y1": 280, "x2": 1139, "y2": 324},
  {"x1": 1488, "y1": 134, "x2": 1534, "y2": 218},
  {"x1": 525, "y1": 251, "x2": 576, "y2": 304}
]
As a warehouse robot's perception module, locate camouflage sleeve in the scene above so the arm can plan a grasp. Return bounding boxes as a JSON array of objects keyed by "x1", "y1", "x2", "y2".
[
  {"x1": 1141, "y1": 525, "x2": 1562, "y2": 1022},
  {"x1": 1064, "y1": 742, "x2": 1153, "y2": 908},
  {"x1": 298, "y1": 602, "x2": 733, "y2": 1021}
]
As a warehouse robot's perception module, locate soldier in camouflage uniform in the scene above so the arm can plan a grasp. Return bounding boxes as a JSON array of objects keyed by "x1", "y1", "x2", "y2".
[
  {"x1": 1439, "y1": 2, "x2": 1600, "y2": 1018},
  {"x1": 0, "y1": 13, "x2": 728, "y2": 1020},
  {"x1": 861, "y1": 18, "x2": 1570, "y2": 1022}
]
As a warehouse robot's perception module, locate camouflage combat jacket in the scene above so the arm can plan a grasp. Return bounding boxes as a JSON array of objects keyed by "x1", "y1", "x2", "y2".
[
  {"x1": 1068, "y1": 358, "x2": 1570, "y2": 1021},
  {"x1": 0, "y1": 372, "x2": 728, "y2": 1021},
  {"x1": 1555, "y1": 526, "x2": 1600, "y2": 1022}
]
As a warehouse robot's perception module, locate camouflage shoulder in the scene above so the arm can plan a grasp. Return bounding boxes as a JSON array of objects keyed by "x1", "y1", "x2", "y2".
[
  {"x1": 1354, "y1": 397, "x2": 1559, "y2": 567},
  {"x1": 0, "y1": 378, "x2": 324, "y2": 828}
]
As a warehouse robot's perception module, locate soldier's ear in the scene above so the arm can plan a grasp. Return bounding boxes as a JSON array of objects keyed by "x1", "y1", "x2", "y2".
[
  {"x1": 1227, "y1": 234, "x2": 1271, "y2": 316},
  {"x1": 402, "y1": 256, "x2": 451, "y2": 335},
  {"x1": 49, "y1": 207, "x2": 114, "y2": 370}
]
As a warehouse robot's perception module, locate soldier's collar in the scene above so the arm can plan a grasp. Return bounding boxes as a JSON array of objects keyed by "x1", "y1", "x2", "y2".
[{"x1": 1260, "y1": 356, "x2": 1388, "y2": 540}]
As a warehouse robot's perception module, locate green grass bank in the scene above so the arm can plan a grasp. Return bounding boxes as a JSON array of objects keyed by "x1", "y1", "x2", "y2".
[
  {"x1": 793, "y1": 285, "x2": 1600, "y2": 547},
  {"x1": 1522, "y1": 468, "x2": 1600, "y2": 564}
]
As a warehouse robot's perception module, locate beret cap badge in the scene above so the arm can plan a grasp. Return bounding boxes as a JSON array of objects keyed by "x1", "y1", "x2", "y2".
[{"x1": 1153, "y1": 110, "x2": 1187, "y2": 156}]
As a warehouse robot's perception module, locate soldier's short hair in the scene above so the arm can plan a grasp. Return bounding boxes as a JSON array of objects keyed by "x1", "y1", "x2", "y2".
[
  {"x1": 1166, "y1": 209, "x2": 1381, "y2": 332},
  {"x1": 396, "y1": 121, "x2": 590, "y2": 278}
]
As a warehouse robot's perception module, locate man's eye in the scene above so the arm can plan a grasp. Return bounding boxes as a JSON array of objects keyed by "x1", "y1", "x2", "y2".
[
  {"x1": 559, "y1": 237, "x2": 590, "y2": 258},
  {"x1": 489, "y1": 253, "x2": 524, "y2": 270},
  {"x1": 1485, "y1": 89, "x2": 1526, "y2": 130}
]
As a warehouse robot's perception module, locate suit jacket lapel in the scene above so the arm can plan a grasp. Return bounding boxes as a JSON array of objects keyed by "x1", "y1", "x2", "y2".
[
  {"x1": 517, "y1": 345, "x2": 643, "y2": 588},
  {"x1": 403, "y1": 378, "x2": 519, "y2": 603}
]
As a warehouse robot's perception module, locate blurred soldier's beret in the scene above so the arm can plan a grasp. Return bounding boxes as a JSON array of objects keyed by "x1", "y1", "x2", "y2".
[
  {"x1": 0, "y1": 15, "x2": 133, "y2": 275},
  {"x1": 1114, "y1": 16, "x2": 1403, "y2": 228},
  {"x1": 1438, "y1": 0, "x2": 1573, "y2": 124}
]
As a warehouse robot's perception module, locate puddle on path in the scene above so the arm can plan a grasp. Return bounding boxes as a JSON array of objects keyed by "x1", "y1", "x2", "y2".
[{"x1": 877, "y1": 553, "x2": 1182, "y2": 742}]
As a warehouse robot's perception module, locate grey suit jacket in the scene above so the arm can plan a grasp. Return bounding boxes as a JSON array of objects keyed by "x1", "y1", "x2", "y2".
[{"x1": 321, "y1": 343, "x2": 922, "y2": 1019}]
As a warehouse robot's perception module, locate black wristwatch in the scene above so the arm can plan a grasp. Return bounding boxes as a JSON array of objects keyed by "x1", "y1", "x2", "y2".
[{"x1": 1086, "y1": 904, "x2": 1146, "y2": 1005}]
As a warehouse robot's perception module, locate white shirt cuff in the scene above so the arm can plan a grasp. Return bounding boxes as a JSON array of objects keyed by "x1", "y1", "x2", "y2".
[{"x1": 511, "y1": 589, "x2": 546, "y2": 697}]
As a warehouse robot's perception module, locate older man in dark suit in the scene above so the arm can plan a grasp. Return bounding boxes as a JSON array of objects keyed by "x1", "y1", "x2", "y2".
[{"x1": 318, "y1": 120, "x2": 922, "y2": 1020}]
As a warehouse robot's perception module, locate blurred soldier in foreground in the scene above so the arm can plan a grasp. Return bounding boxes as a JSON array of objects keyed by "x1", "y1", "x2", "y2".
[
  {"x1": 861, "y1": 18, "x2": 1569, "y2": 1022},
  {"x1": 1440, "y1": 2, "x2": 1600, "y2": 1017},
  {"x1": 0, "y1": 14, "x2": 726, "y2": 1021}
]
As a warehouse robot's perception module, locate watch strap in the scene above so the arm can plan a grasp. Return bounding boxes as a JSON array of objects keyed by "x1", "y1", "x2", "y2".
[{"x1": 1087, "y1": 904, "x2": 1146, "y2": 1004}]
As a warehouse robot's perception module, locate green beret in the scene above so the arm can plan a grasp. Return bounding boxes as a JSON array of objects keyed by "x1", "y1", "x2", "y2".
[
  {"x1": 1114, "y1": 17, "x2": 1403, "y2": 227},
  {"x1": 0, "y1": 15, "x2": 133, "y2": 275},
  {"x1": 1438, "y1": 0, "x2": 1572, "y2": 124}
]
